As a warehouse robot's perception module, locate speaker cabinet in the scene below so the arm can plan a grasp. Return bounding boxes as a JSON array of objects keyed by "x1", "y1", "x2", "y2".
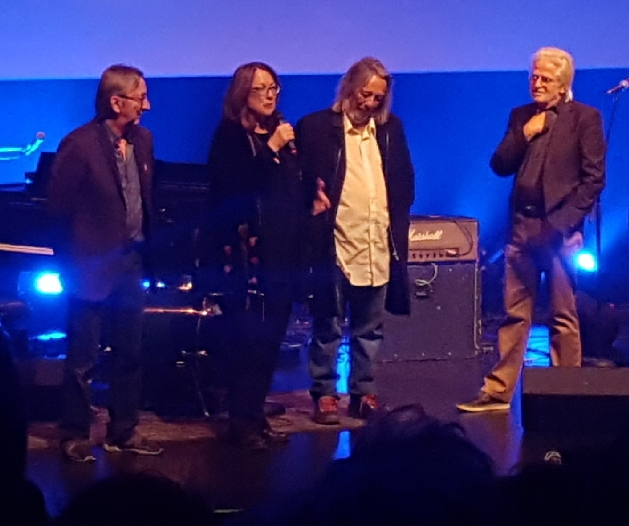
[
  {"x1": 380, "y1": 262, "x2": 481, "y2": 362},
  {"x1": 522, "y1": 367, "x2": 629, "y2": 433}
]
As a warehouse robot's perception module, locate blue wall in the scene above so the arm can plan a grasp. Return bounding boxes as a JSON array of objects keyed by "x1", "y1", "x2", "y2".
[{"x1": 2, "y1": 69, "x2": 629, "y2": 298}]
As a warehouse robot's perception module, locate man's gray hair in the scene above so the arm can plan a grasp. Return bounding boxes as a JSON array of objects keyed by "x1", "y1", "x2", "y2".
[
  {"x1": 95, "y1": 64, "x2": 145, "y2": 120},
  {"x1": 332, "y1": 57, "x2": 393, "y2": 124},
  {"x1": 532, "y1": 47, "x2": 575, "y2": 102}
]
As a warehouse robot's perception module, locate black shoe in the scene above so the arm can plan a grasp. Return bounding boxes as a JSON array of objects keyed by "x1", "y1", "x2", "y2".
[
  {"x1": 456, "y1": 393, "x2": 510, "y2": 413},
  {"x1": 262, "y1": 424, "x2": 289, "y2": 443},
  {"x1": 103, "y1": 432, "x2": 163, "y2": 456},
  {"x1": 348, "y1": 394, "x2": 383, "y2": 420},
  {"x1": 229, "y1": 430, "x2": 270, "y2": 451},
  {"x1": 263, "y1": 401, "x2": 286, "y2": 418},
  {"x1": 313, "y1": 395, "x2": 340, "y2": 425},
  {"x1": 228, "y1": 419, "x2": 272, "y2": 451},
  {"x1": 61, "y1": 439, "x2": 96, "y2": 463}
]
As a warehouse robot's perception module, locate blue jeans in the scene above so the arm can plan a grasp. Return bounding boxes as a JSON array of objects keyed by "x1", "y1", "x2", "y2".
[{"x1": 309, "y1": 275, "x2": 387, "y2": 398}]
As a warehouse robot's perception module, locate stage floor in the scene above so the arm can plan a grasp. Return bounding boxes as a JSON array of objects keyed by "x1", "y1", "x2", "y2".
[{"x1": 24, "y1": 317, "x2": 629, "y2": 520}]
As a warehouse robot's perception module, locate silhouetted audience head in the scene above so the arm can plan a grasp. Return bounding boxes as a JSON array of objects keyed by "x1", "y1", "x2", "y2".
[
  {"x1": 310, "y1": 405, "x2": 495, "y2": 526},
  {"x1": 54, "y1": 473, "x2": 215, "y2": 526},
  {"x1": 496, "y1": 459, "x2": 629, "y2": 526},
  {"x1": 495, "y1": 424, "x2": 629, "y2": 526},
  {"x1": 232, "y1": 405, "x2": 495, "y2": 526},
  {"x1": 0, "y1": 326, "x2": 47, "y2": 525},
  {"x1": 351, "y1": 403, "x2": 429, "y2": 455},
  {"x1": 0, "y1": 326, "x2": 27, "y2": 481}
]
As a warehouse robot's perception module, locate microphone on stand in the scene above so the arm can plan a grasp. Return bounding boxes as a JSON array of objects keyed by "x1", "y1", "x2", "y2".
[
  {"x1": 605, "y1": 77, "x2": 629, "y2": 95},
  {"x1": 275, "y1": 111, "x2": 297, "y2": 154}
]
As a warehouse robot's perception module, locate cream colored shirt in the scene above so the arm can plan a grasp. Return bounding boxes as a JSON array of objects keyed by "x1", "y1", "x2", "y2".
[{"x1": 335, "y1": 115, "x2": 390, "y2": 286}]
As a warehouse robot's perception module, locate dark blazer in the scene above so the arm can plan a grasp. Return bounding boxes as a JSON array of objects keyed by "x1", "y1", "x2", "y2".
[
  {"x1": 47, "y1": 119, "x2": 154, "y2": 301},
  {"x1": 490, "y1": 101, "x2": 605, "y2": 235},
  {"x1": 296, "y1": 108, "x2": 415, "y2": 316}
]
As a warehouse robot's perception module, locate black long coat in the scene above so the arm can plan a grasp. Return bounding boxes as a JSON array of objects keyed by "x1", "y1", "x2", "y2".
[
  {"x1": 204, "y1": 119, "x2": 306, "y2": 299},
  {"x1": 296, "y1": 109, "x2": 415, "y2": 316}
]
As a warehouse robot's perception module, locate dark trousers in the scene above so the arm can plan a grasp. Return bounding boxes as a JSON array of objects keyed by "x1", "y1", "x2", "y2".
[
  {"x1": 60, "y1": 251, "x2": 144, "y2": 443},
  {"x1": 224, "y1": 283, "x2": 293, "y2": 431},
  {"x1": 309, "y1": 272, "x2": 387, "y2": 399},
  {"x1": 483, "y1": 214, "x2": 581, "y2": 402}
]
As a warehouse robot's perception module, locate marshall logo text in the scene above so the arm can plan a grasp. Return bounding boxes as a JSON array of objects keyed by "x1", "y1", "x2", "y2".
[{"x1": 409, "y1": 229, "x2": 444, "y2": 242}]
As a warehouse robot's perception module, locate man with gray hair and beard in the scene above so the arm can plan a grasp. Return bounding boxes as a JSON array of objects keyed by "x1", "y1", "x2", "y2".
[
  {"x1": 457, "y1": 47, "x2": 605, "y2": 413},
  {"x1": 297, "y1": 57, "x2": 415, "y2": 424}
]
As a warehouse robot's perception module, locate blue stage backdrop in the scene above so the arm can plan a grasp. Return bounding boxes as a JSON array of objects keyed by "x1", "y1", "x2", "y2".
[{"x1": 1, "y1": 1, "x2": 629, "y2": 299}]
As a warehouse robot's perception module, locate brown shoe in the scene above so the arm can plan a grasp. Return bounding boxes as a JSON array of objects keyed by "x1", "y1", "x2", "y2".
[
  {"x1": 313, "y1": 395, "x2": 340, "y2": 425},
  {"x1": 348, "y1": 394, "x2": 382, "y2": 420}
]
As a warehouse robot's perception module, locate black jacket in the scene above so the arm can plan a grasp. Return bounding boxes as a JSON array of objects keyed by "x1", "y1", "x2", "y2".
[
  {"x1": 296, "y1": 109, "x2": 415, "y2": 316},
  {"x1": 204, "y1": 119, "x2": 306, "y2": 296},
  {"x1": 490, "y1": 101, "x2": 605, "y2": 235}
]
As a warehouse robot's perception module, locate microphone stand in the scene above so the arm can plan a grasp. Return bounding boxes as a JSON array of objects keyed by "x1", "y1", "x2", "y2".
[{"x1": 0, "y1": 132, "x2": 45, "y2": 161}]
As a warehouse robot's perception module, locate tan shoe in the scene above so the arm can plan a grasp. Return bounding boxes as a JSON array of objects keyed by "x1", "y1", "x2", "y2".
[{"x1": 456, "y1": 393, "x2": 510, "y2": 413}]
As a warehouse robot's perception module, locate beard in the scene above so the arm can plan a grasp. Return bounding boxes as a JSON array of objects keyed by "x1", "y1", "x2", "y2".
[{"x1": 346, "y1": 108, "x2": 372, "y2": 127}]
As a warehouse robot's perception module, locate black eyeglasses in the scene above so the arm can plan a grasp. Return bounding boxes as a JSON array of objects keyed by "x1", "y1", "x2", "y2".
[
  {"x1": 250, "y1": 85, "x2": 281, "y2": 97},
  {"x1": 119, "y1": 94, "x2": 148, "y2": 104}
]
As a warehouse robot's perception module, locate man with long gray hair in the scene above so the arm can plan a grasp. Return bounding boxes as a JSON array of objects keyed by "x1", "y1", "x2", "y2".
[
  {"x1": 48, "y1": 64, "x2": 163, "y2": 460},
  {"x1": 457, "y1": 47, "x2": 605, "y2": 412},
  {"x1": 297, "y1": 57, "x2": 415, "y2": 424}
]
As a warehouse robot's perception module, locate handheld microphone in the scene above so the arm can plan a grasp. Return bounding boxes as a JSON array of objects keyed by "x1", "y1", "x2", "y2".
[
  {"x1": 275, "y1": 111, "x2": 297, "y2": 154},
  {"x1": 606, "y1": 77, "x2": 629, "y2": 95}
]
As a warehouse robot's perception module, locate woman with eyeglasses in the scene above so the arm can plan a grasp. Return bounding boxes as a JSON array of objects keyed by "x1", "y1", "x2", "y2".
[{"x1": 202, "y1": 62, "x2": 305, "y2": 450}]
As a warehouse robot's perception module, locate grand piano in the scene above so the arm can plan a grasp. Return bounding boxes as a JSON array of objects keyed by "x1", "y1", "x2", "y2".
[{"x1": 0, "y1": 152, "x2": 211, "y2": 287}]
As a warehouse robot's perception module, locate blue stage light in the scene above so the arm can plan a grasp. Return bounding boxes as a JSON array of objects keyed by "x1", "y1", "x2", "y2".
[
  {"x1": 575, "y1": 251, "x2": 597, "y2": 272},
  {"x1": 34, "y1": 330, "x2": 66, "y2": 341},
  {"x1": 34, "y1": 272, "x2": 63, "y2": 294},
  {"x1": 141, "y1": 279, "x2": 166, "y2": 290}
]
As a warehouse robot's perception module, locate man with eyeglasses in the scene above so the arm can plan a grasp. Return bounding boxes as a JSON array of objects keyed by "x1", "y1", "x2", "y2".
[
  {"x1": 296, "y1": 57, "x2": 415, "y2": 424},
  {"x1": 48, "y1": 64, "x2": 163, "y2": 460},
  {"x1": 457, "y1": 47, "x2": 605, "y2": 413}
]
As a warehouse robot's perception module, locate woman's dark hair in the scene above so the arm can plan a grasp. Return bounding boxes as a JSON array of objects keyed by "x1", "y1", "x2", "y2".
[{"x1": 222, "y1": 62, "x2": 281, "y2": 132}]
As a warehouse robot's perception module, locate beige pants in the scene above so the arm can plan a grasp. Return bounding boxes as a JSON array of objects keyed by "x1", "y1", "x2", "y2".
[{"x1": 482, "y1": 214, "x2": 582, "y2": 402}]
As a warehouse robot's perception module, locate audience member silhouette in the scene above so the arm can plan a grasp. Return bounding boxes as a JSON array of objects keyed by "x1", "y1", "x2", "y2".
[
  {"x1": 230, "y1": 404, "x2": 496, "y2": 525},
  {"x1": 0, "y1": 326, "x2": 47, "y2": 525},
  {"x1": 53, "y1": 472, "x2": 216, "y2": 526}
]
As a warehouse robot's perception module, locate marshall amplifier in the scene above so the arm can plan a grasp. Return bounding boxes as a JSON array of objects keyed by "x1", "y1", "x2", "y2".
[
  {"x1": 380, "y1": 216, "x2": 481, "y2": 362},
  {"x1": 407, "y1": 216, "x2": 479, "y2": 263}
]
